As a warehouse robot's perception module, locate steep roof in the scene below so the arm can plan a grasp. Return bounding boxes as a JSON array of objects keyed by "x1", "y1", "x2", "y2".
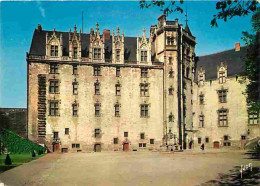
[
  {"x1": 29, "y1": 29, "x2": 137, "y2": 62},
  {"x1": 197, "y1": 46, "x2": 247, "y2": 80}
]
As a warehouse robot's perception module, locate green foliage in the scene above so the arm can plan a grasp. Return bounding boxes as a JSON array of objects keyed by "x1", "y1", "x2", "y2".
[
  {"x1": 139, "y1": 0, "x2": 258, "y2": 27},
  {"x1": 241, "y1": 7, "x2": 260, "y2": 113},
  {"x1": 0, "y1": 128, "x2": 46, "y2": 154},
  {"x1": 4, "y1": 154, "x2": 12, "y2": 165}
]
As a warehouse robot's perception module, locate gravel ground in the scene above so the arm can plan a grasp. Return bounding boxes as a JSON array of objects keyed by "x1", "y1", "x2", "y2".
[{"x1": 0, "y1": 150, "x2": 259, "y2": 186}]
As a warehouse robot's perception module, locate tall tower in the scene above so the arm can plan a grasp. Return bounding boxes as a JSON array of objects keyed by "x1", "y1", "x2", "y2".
[{"x1": 151, "y1": 15, "x2": 196, "y2": 149}]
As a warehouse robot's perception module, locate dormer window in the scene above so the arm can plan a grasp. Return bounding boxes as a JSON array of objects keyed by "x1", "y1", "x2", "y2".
[
  {"x1": 51, "y1": 45, "x2": 58, "y2": 57},
  {"x1": 199, "y1": 75, "x2": 204, "y2": 86},
  {"x1": 73, "y1": 47, "x2": 78, "y2": 58},
  {"x1": 141, "y1": 51, "x2": 147, "y2": 62},
  {"x1": 94, "y1": 48, "x2": 101, "y2": 60},
  {"x1": 219, "y1": 71, "x2": 226, "y2": 83},
  {"x1": 116, "y1": 49, "x2": 120, "y2": 61}
]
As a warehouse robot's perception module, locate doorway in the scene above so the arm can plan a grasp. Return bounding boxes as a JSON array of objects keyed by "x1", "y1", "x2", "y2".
[
  {"x1": 53, "y1": 143, "x2": 60, "y2": 152},
  {"x1": 123, "y1": 143, "x2": 129, "y2": 151},
  {"x1": 94, "y1": 144, "x2": 101, "y2": 152},
  {"x1": 213, "y1": 141, "x2": 220, "y2": 148}
]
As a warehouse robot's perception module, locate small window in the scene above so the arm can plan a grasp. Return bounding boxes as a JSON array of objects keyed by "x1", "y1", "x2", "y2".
[
  {"x1": 94, "y1": 103, "x2": 101, "y2": 116},
  {"x1": 140, "y1": 133, "x2": 145, "y2": 139},
  {"x1": 141, "y1": 51, "x2": 147, "y2": 62},
  {"x1": 241, "y1": 136, "x2": 246, "y2": 140},
  {"x1": 141, "y1": 68, "x2": 148, "y2": 78},
  {"x1": 53, "y1": 132, "x2": 59, "y2": 139},
  {"x1": 93, "y1": 66, "x2": 101, "y2": 76},
  {"x1": 223, "y1": 142, "x2": 231, "y2": 146},
  {"x1": 219, "y1": 109, "x2": 228, "y2": 127},
  {"x1": 169, "y1": 70, "x2": 174, "y2": 78},
  {"x1": 115, "y1": 104, "x2": 120, "y2": 117},
  {"x1": 49, "y1": 101, "x2": 59, "y2": 116},
  {"x1": 205, "y1": 137, "x2": 209, "y2": 143},
  {"x1": 94, "y1": 82, "x2": 100, "y2": 95},
  {"x1": 224, "y1": 135, "x2": 229, "y2": 141},
  {"x1": 94, "y1": 48, "x2": 101, "y2": 59},
  {"x1": 51, "y1": 45, "x2": 58, "y2": 57},
  {"x1": 49, "y1": 80, "x2": 59, "y2": 93},
  {"x1": 186, "y1": 67, "x2": 190, "y2": 78},
  {"x1": 72, "y1": 103, "x2": 78, "y2": 116},
  {"x1": 116, "y1": 67, "x2": 120, "y2": 77},
  {"x1": 169, "y1": 114, "x2": 174, "y2": 122},
  {"x1": 73, "y1": 82, "x2": 78, "y2": 95},
  {"x1": 139, "y1": 143, "x2": 146, "y2": 148},
  {"x1": 73, "y1": 65, "x2": 78, "y2": 75},
  {"x1": 169, "y1": 87, "x2": 174, "y2": 95},
  {"x1": 115, "y1": 84, "x2": 121, "y2": 96},
  {"x1": 140, "y1": 104, "x2": 149, "y2": 117},
  {"x1": 169, "y1": 57, "x2": 172, "y2": 64},
  {"x1": 199, "y1": 115, "x2": 204, "y2": 127},
  {"x1": 218, "y1": 89, "x2": 227, "y2": 103},
  {"x1": 72, "y1": 144, "x2": 80, "y2": 148},
  {"x1": 150, "y1": 139, "x2": 154, "y2": 144},
  {"x1": 140, "y1": 83, "x2": 149, "y2": 97},
  {"x1": 199, "y1": 94, "x2": 204, "y2": 105},
  {"x1": 95, "y1": 129, "x2": 100, "y2": 138},
  {"x1": 114, "y1": 138, "x2": 118, "y2": 144},
  {"x1": 198, "y1": 137, "x2": 201, "y2": 144},
  {"x1": 50, "y1": 63, "x2": 58, "y2": 74},
  {"x1": 124, "y1": 132, "x2": 128, "y2": 137},
  {"x1": 248, "y1": 111, "x2": 259, "y2": 125},
  {"x1": 65, "y1": 128, "x2": 69, "y2": 135}
]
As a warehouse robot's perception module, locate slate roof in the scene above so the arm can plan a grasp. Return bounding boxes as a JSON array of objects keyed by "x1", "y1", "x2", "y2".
[
  {"x1": 29, "y1": 29, "x2": 137, "y2": 62},
  {"x1": 197, "y1": 46, "x2": 247, "y2": 80}
]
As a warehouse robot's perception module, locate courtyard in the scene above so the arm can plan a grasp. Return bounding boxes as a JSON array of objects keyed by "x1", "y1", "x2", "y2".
[{"x1": 0, "y1": 149, "x2": 259, "y2": 186}]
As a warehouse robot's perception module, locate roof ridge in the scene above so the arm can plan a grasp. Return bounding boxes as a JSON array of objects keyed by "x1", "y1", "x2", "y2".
[{"x1": 199, "y1": 46, "x2": 246, "y2": 57}]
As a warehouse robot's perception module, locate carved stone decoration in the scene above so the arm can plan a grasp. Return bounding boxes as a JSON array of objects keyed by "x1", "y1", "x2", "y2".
[
  {"x1": 198, "y1": 66, "x2": 205, "y2": 86},
  {"x1": 46, "y1": 28, "x2": 63, "y2": 58},
  {"x1": 136, "y1": 28, "x2": 152, "y2": 64},
  {"x1": 69, "y1": 25, "x2": 82, "y2": 60},
  {"x1": 89, "y1": 22, "x2": 105, "y2": 63},
  {"x1": 112, "y1": 27, "x2": 124, "y2": 64}
]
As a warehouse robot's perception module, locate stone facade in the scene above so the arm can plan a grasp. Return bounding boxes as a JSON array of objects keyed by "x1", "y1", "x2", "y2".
[{"x1": 27, "y1": 16, "x2": 259, "y2": 152}]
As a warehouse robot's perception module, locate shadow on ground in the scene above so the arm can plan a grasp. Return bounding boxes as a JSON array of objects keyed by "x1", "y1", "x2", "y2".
[{"x1": 200, "y1": 150, "x2": 260, "y2": 186}]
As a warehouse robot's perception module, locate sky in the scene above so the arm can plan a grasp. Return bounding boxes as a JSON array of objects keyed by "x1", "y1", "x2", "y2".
[{"x1": 0, "y1": 1, "x2": 255, "y2": 108}]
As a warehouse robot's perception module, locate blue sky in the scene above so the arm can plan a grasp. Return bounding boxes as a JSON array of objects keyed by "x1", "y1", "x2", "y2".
[{"x1": 0, "y1": 1, "x2": 254, "y2": 108}]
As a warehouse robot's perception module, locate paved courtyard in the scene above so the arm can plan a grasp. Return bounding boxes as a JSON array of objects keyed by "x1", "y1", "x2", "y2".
[{"x1": 0, "y1": 150, "x2": 259, "y2": 186}]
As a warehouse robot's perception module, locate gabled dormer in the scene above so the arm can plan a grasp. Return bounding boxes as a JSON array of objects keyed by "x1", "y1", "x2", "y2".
[
  {"x1": 112, "y1": 27, "x2": 124, "y2": 64},
  {"x1": 69, "y1": 25, "x2": 81, "y2": 60},
  {"x1": 217, "y1": 62, "x2": 227, "y2": 84},
  {"x1": 198, "y1": 66, "x2": 205, "y2": 86},
  {"x1": 46, "y1": 28, "x2": 63, "y2": 59},
  {"x1": 89, "y1": 22, "x2": 105, "y2": 63},
  {"x1": 137, "y1": 28, "x2": 151, "y2": 64}
]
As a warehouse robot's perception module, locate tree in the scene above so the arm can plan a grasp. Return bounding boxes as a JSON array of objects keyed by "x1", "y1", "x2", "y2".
[
  {"x1": 241, "y1": 8, "x2": 260, "y2": 112},
  {"x1": 139, "y1": 0, "x2": 258, "y2": 27}
]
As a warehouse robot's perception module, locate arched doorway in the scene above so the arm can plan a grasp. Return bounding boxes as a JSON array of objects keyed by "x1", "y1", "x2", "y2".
[{"x1": 94, "y1": 144, "x2": 101, "y2": 152}]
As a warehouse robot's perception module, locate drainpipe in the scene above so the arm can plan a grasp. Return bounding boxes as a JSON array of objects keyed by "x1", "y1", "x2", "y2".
[
  {"x1": 178, "y1": 25, "x2": 184, "y2": 150},
  {"x1": 163, "y1": 28, "x2": 167, "y2": 146}
]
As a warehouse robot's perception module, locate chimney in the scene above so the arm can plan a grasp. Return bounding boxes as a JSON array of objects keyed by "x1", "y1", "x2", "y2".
[
  {"x1": 37, "y1": 24, "x2": 42, "y2": 32},
  {"x1": 103, "y1": 29, "x2": 111, "y2": 39},
  {"x1": 235, "y1": 42, "x2": 240, "y2": 51}
]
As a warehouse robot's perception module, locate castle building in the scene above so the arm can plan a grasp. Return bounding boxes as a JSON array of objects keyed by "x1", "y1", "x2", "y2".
[{"x1": 27, "y1": 15, "x2": 259, "y2": 152}]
